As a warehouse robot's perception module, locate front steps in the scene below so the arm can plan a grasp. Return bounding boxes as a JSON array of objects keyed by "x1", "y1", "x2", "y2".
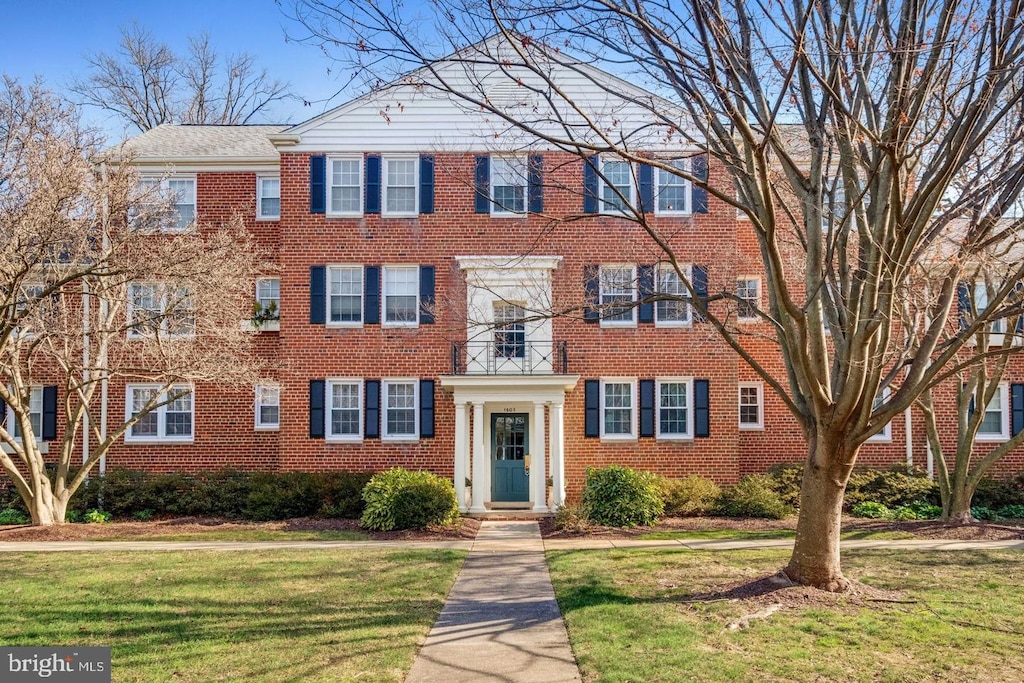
[{"x1": 465, "y1": 503, "x2": 554, "y2": 520}]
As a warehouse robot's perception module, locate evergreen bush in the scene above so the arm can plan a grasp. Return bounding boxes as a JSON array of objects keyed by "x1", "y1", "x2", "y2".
[
  {"x1": 581, "y1": 465, "x2": 664, "y2": 527},
  {"x1": 715, "y1": 474, "x2": 793, "y2": 519},
  {"x1": 659, "y1": 475, "x2": 721, "y2": 517},
  {"x1": 360, "y1": 469, "x2": 459, "y2": 531}
]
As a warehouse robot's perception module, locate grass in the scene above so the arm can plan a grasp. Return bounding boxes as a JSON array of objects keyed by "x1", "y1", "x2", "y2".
[
  {"x1": 2, "y1": 548, "x2": 465, "y2": 682},
  {"x1": 548, "y1": 547, "x2": 1024, "y2": 682},
  {"x1": 637, "y1": 529, "x2": 915, "y2": 541},
  {"x1": 90, "y1": 529, "x2": 369, "y2": 542}
]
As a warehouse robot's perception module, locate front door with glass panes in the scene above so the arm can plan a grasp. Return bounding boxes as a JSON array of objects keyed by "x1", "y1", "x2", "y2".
[{"x1": 491, "y1": 413, "x2": 529, "y2": 502}]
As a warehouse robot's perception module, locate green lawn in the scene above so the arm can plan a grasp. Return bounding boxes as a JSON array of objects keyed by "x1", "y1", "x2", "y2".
[
  {"x1": 90, "y1": 529, "x2": 369, "y2": 542},
  {"x1": 548, "y1": 547, "x2": 1024, "y2": 682},
  {"x1": 3, "y1": 548, "x2": 465, "y2": 682},
  {"x1": 638, "y1": 528, "x2": 915, "y2": 541}
]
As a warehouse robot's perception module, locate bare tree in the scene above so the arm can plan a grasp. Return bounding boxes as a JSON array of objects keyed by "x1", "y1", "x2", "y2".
[
  {"x1": 287, "y1": 0, "x2": 1024, "y2": 590},
  {"x1": 0, "y1": 78, "x2": 263, "y2": 525},
  {"x1": 70, "y1": 23, "x2": 293, "y2": 133}
]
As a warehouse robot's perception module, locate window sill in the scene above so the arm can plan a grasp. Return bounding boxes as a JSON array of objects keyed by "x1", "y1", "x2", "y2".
[
  {"x1": 326, "y1": 322, "x2": 364, "y2": 330},
  {"x1": 654, "y1": 210, "x2": 692, "y2": 217},
  {"x1": 326, "y1": 212, "x2": 364, "y2": 219},
  {"x1": 382, "y1": 322, "x2": 420, "y2": 329},
  {"x1": 490, "y1": 211, "x2": 528, "y2": 219},
  {"x1": 382, "y1": 436, "x2": 420, "y2": 444},
  {"x1": 654, "y1": 320, "x2": 692, "y2": 328},
  {"x1": 975, "y1": 434, "x2": 1008, "y2": 443},
  {"x1": 326, "y1": 436, "x2": 363, "y2": 444},
  {"x1": 600, "y1": 435, "x2": 637, "y2": 442},
  {"x1": 256, "y1": 216, "x2": 280, "y2": 222},
  {"x1": 599, "y1": 321, "x2": 637, "y2": 329},
  {"x1": 123, "y1": 438, "x2": 195, "y2": 445},
  {"x1": 242, "y1": 320, "x2": 280, "y2": 332},
  {"x1": 738, "y1": 425, "x2": 764, "y2": 431},
  {"x1": 255, "y1": 425, "x2": 280, "y2": 432},
  {"x1": 655, "y1": 435, "x2": 693, "y2": 442},
  {"x1": 2, "y1": 442, "x2": 48, "y2": 454},
  {"x1": 381, "y1": 212, "x2": 419, "y2": 219}
]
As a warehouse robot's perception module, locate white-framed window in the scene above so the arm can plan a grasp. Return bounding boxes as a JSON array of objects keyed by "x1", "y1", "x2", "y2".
[
  {"x1": 383, "y1": 266, "x2": 418, "y2": 327},
  {"x1": 125, "y1": 384, "x2": 194, "y2": 443},
  {"x1": 738, "y1": 382, "x2": 764, "y2": 430},
  {"x1": 867, "y1": 388, "x2": 892, "y2": 442},
  {"x1": 655, "y1": 264, "x2": 691, "y2": 326},
  {"x1": 491, "y1": 156, "x2": 527, "y2": 215},
  {"x1": 255, "y1": 278, "x2": 280, "y2": 320},
  {"x1": 655, "y1": 158, "x2": 690, "y2": 214},
  {"x1": 657, "y1": 378, "x2": 692, "y2": 439},
  {"x1": 327, "y1": 379, "x2": 362, "y2": 442},
  {"x1": 14, "y1": 282, "x2": 44, "y2": 338},
  {"x1": 600, "y1": 157, "x2": 633, "y2": 213},
  {"x1": 127, "y1": 282, "x2": 194, "y2": 339},
  {"x1": 599, "y1": 265, "x2": 636, "y2": 327},
  {"x1": 7, "y1": 385, "x2": 43, "y2": 441},
  {"x1": 974, "y1": 282, "x2": 1007, "y2": 334},
  {"x1": 257, "y1": 175, "x2": 280, "y2": 219},
  {"x1": 134, "y1": 176, "x2": 196, "y2": 231},
  {"x1": 976, "y1": 382, "x2": 1009, "y2": 442},
  {"x1": 383, "y1": 379, "x2": 418, "y2": 440},
  {"x1": 328, "y1": 156, "x2": 363, "y2": 216},
  {"x1": 737, "y1": 277, "x2": 760, "y2": 321},
  {"x1": 600, "y1": 378, "x2": 636, "y2": 439},
  {"x1": 327, "y1": 266, "x2": 363, "y2": 326},
  {"x1": 383, "y1": 156, "x2": 418, "y2": 216},
  {"x1": 255, "y1": 383, "x2": 280, "y2": 430},
  {"x1": 494, "y1": 302, "x2": 526, "y2": 359}
]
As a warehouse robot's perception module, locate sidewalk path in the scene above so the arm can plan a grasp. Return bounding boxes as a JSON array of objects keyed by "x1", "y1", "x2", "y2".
[{"x1": 404, "y1": 521, "x2": 582, "y2": 683}]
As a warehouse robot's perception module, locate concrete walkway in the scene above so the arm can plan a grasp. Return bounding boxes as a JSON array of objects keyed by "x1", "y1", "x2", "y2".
[{"x1": 404, "y1": 521, "x2": 582, "y2": 683}]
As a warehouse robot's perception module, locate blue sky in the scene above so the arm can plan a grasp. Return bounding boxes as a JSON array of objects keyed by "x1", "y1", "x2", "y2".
[{"x1": 0, "y1": 0, "x2": 352, "y2": 140}]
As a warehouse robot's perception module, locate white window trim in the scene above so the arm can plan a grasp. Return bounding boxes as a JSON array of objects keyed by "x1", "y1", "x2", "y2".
[
  {"x1": 126, "y1": 282, "x2": 195, "y2": 340},
  {"x1": 653, "y1": 158, "x2": 691, "y2": 216},
  {"x1": 254, "y1": 383, "x2": 280, "y2": 431},
  {"x1": 975, "y1": 382, "x2": 1010, "y2": 442},
  {"x1": 255, "y1": 277, "x2": 280, "y2": 311},
  {"x1": 654, "y1": 263, "x2": 692, "y2": 328},
  {"x1": 382, "y1": 378, "x2": 419, "y2": 442},
  {"x1": 600, "y1": 377, "x2": 637, "y2": 441},
  {"x1": 382, "y1": 155, "x2": 419, "y2": 217},
  {"x1": 656, "y1": 377, "x2": 693, "y2": 440},
  {"x1": 738, "y1": 381, "x2": 764, "y2": 431},
  {"x1": 326, "y1": 378, "x2": 364, "y2": 443},
  {"x1": 6, "y1": 385, "x2": 43, "y2": 444},
  {"x1": 136, "y1": 175, "x2": 197, "y2": 232},
  {"x1": 256, "y1": 174, "x2": 280, "y2": 220},
  {"x1": 865, "y1": 387, "x2": 893, "y2": 442},
  {"x1": 599, "y1": 264, "x2": 637, "y2": 328},
  {"x1": 382, "y1": 265, "x2": 420, "y2": 329},
  {"x1": 599, "y1": 156, "x2": 634, "y2": 216},
  {"x1": 326, "y1": 155, "x2": 364, "y2": 217},
  {"x1": 736, "y1": 276, "x2": 761, "y2": 322},
  {"x1": 326, "y1": 265, "x2": 364, "y2": 328},
  {"x1": 490, "y1": 155, "x2": 528, "y2": 217},
  {"x1": 124, "y1": 384, "x2": 195, "y2": 444}
]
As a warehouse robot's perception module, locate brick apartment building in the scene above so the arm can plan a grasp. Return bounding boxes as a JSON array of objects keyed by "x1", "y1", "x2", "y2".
[{"x1": 66, "y1": 55, "x2": 1024, "y2": 512}]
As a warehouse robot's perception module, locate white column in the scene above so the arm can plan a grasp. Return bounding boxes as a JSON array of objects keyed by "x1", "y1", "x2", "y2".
[
  {"x1": 532, "y1": 401, "x2": 548, "y2": 512},
  {"x1": 550, "y1": 402, "x2": 565, "y2": 508},
  {"x1": 454, "y1": 400, "x2": 469, "y2": 512},
  {"x1": 470, "y1": 402, "x2": 486, "y2": 513}
]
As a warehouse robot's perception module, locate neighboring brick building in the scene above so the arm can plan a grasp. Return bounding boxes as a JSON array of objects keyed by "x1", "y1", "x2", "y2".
[{"x1": 75, "y1": 56, "x2": 1023, "y2": 512}]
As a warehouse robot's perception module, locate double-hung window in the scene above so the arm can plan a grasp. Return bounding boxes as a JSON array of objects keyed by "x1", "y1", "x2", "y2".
[
  {"x1": 738, "y1": 382, "x2": 763, "y2": 430},
  {"x1": 383, "y1": 380, "x2": 418, "y2": 440},
  {"x1": 133, "y1": 177, "x2": 196, "y2": 231},
  {"x1": 327, "y1": 266, "x2": 363, "y2": 325},
  {"x1": 14, "y1": 282, "x2": 44, "y2": 338},
  {"x1": 655, "y1": 264, "x2": 690, "y2": 326},
  {"x1": 491, "y1": 156, "x2": 527, "y2": 215},
  {"x1": 656, "y1": 159, "x2": 690, "y2": 214},
  {"x1": 974, "y1": 282, "x2": 1007, "y2": 334},
  {"x1": 383, "y1": 266, "x2": 418, "y2": 326},
  {"x1": 383, "y1": 156, "x2": 418, "y2": 215},
  {"x1": 600, "y1": 158, "x2": 632, "y2": 213},
  {"x1": 255, "y1": 384, "x2": 280, "y2": 430},
  {"x1": 327, "y1": 379, "x2": 362, "y2": 441},
  {"x1": 125, "y1": 384, "x2": 193, "y2": 442},
  {"x1": 737, "y1": 278, "x2": 760, "y2": 321},
  {"x1": 255, "y1": 278, "x2": 280, "y2": 321},
  {"x1": 8, "y1": 386, "x2": 43, "y2": 440},
  {"x1": 867, "y1": 389, "x2": 891, "y2": 441},
  {"x1": 600, "y1": 265, "x2": 636, "y2": 326},
  {"x1": 657, "y1": 379, "x2": 692, "y2": 439},
  {"x1": 127, "y1": 283, "x2": 194, "y2": 339},
  {"x1": 257, "y1": 176, "x2": 280, "y2": 219},
  {"x1": 976, "y1": 383, "x2": 1009, "y2": 441},
  {"x1": 601, "y1": 379, "x2": 636, "y2": 439},
  {"x1": 494, "y1": 303, "x2": 526, "y2": 359},
  {"x1": 328, "y1": 157, "x2": 363, "y2": 215}
]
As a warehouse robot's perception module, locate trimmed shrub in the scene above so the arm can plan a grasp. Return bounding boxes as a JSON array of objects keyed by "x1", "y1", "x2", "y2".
[
  {"x1": 971, "y1": 506, "x2": 999, "y2": 521},
  {"x1": 765, "y1": 463, "x2": 804, "y2": 509},
  {"x1": 582, "y1": 465, "x2": 664, "y2": 527},
  {"x1": 973, "y1": 476, "x2": 1024, "y2": 510},
  {"x1": 852, "y1": 501, "x2": 892, "y2": 518},
  {"x1": 844, "y1": 467, "x2": 936, "y2": 510},
  {"x1": 0, "y1": 508, "x2": 28, "y2": 525},
  {"x1": 996, "y1": 504, "x2": 1024, "y2": 519},
  {"x1": 361, "y1": 469, "x2": 459, "y2": 531},
  {"x1": 318, "y1": 471, "x2": 374, "y2": 519},
  {"x1": 244, "y1": 471, "x2": 322, "y2": 521},
  {"x1": 659, "y1": 475, "x2": 721, "y2": 517},
  {"x1": 904, "y1": 500, "x2": 942, "y2": 519},
  {"x1": 553, "y1": 501, "x2": 593, "y2": 533},
  {"x1": 716, "y1": 475, "x2": 793, "y2": 519},
  {"x1": 175, "y1": 469, "x2": 251, "y2": 517}
]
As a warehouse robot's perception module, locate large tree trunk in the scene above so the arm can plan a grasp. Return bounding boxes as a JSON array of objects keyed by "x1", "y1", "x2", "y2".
[
  {"x1": 942, "y1": 483, "x2": 977, "y2": 524},
  {"x1": 25, "y1": 483, "x2": 68, "y2": 526},
  {"x1": 784, "y1": 436, "x2": 854, "y2": 592}
]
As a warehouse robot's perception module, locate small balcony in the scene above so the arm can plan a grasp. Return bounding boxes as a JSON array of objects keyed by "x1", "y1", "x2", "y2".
[{"x1": 450, "y1": 341, "x2": 569, "y2": 375}]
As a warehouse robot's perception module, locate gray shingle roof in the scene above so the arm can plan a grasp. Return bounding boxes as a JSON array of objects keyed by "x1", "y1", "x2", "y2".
[{"x1": 106, "y1": 124, "x2": 289, "y2": 162}]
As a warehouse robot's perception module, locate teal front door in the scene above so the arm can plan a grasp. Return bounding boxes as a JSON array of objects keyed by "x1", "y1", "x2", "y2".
[{"x1": 491, "y1": 413, "x2": 530, "y2": 502}]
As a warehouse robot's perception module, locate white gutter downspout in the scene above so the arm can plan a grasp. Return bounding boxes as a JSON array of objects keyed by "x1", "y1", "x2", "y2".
[
  {"x1": 98, "y1": 162, "x2": 109, "y2": 475},
  {"x1": 904, "y1": 408, "x2": 913, "y2": 469},
  {"x1": 82, "y1": 281, "x2": 89, "y2": 466}
]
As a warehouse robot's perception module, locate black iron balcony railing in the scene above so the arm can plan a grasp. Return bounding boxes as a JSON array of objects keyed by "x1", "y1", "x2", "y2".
[{"x1": 450, "y1": 340, "x2": 569, "y2": 375}]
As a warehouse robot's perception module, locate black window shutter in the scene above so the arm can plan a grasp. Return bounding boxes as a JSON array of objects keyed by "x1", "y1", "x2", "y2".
[
  {"x1": 419, "y1": 379, "x2": 435, "y2": 438},
  {"x1": 309, "y1": 155, "x2": 326, "y2": 214},
  {"x1": 958, "y1": 281, "x2": 971, "y2": 331},
  {"x1": 364, "y1": 266, "x2": 380, "y2": 325},
  {"x1": 528, "y1": 154, "x2": 544, "y2": 213},
  {"x1": 310, "y1": 266, "x2": 326, "y2": 325},
  {"x1": 583, "y1": 155, "x2": 599, "y2": 214},
  {"x1": 309, "y1": 380, "x2": 325, "y2": 439},
  {"x1": 419, "y1": 265, "x2": 436, "y2": 324},
  {"x1": 419, "y1": 155, "x2": 435, "y2": 214},
  {"x1": 1015, "y1": 283, "x2": 1023, "y2": 334},
  {"x1": 365, "y1": 380, "x2": 381, "y2": 439},
  {"x1": 691, "y1": 154, "x2": 709, "y2": 214},
  {"x1": 638, "y1": 265, "x2": 654, "y2": 323},
  {"x1": 583, "y1": 265, "x2": 600, "y2": 322},
  {"x1": 1012, "y1": 383, "x2": 1024, "y2": 436},
  {"x1": 639, "y1": 379, "x2": 655, "y2": 437},
  {"x1": 474, "y1": 156, "x2": 491, "y2": 213},
  {"x1": 42, "y1": 385, "x2": 57, "y2": 441},
  {"x1": 365, "y1": 155, "x2": 381, "y2": 214},
  {"x1": 639, "y1": 164, "x2": 654, "y2": 214},
  {"x1": 692, "y1": 265, "x2": 709, "y2": 322},
  {"x1": 694, "y1": 379, "x2": 710, "y2": 438},
  {"x1": 584, "y1": 379, "x2": 600, "y2": 437},
  {"x1": 0, "y1": 395, "x2": 6, "y2": 424}
]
